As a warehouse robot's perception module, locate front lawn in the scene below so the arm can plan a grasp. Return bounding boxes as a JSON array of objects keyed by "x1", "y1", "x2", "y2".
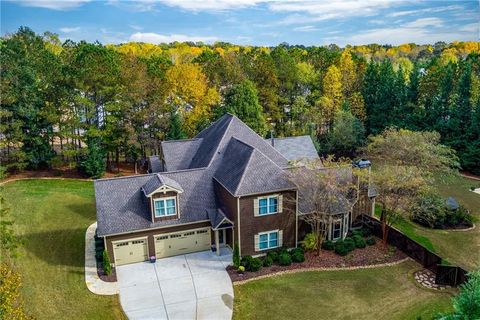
[
  {"x1": 378, "y1": 174, "x2": 480, "y2": 270},
  {"x1": 2, "y1": 179, "x2": 125, "y2": 319},
  {"x1": 233, "y1": 260, "x2": 453, "y2": 320}
]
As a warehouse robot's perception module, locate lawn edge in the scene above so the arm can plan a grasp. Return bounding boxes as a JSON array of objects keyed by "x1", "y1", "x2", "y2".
[{"x1": 233, "y1": 257, "x2": 412, "y2": 285}]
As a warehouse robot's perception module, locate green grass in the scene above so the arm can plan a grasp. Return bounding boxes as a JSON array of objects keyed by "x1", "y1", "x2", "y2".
[
  {"x1": 377, "y1": 174, "x2": 480, "y2": 270},
  {"x1": 234, "y1": 260, "x2": 453, "y2": 320},
  {"x1": 2, "y1": 179, "x2": 125, "y2": 320}
]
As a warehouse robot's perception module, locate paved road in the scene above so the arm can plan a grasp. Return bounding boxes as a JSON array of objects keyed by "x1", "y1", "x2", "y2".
[{"x1": 117, "y1": 249, "x2": 233, "y2": 320}]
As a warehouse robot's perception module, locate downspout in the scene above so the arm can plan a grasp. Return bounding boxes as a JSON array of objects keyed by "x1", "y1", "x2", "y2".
[
  {"x1": 237, "y1": 196, "x2": 242, "y2": 257},
  {"x1": 295, "y1": 190, "x2": 298, "y2": 247}
]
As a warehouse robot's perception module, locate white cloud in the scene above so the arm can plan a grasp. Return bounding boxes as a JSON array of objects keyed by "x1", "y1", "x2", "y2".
[
  {"x1": 155, "y1": 0, "x2": 265, "y2": 11},
  {"x1": 403, "y1": 17, "x2": 443, "y2": 28},
  {"x1": 11, "y1": 0, "x2": 90, "y2": 10},
  {"x1": 129, "y1": 25, "x2": 144, "y2": 31},
  {"x1": 293, "y1": 25, "x2": 318, "y2": 32},
  {"x1": 459, "y1": 23, "x2": 479, "y2": 33},
  {"x1": 387, "y1": 5, "x2": 464, "y2": 17},
  {"x1": 59, "y1": 27, "x2": 80, "y2": 33},
  {"x1": 129, "y1": 32, "x2": 218, "y2": 44}
]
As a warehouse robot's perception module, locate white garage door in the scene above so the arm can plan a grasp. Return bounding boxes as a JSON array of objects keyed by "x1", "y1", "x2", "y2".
[
  {"x1": 113, "y1": 238, "x2": 148, "y2": 266},
  {"x1": 155, "y1": 228, "x2": 211, "y2": 259}
]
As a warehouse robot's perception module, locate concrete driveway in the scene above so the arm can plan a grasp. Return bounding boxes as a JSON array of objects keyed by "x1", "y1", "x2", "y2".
[{"x1": 116, "y1": 248, "x2": 233, "y2": 320}]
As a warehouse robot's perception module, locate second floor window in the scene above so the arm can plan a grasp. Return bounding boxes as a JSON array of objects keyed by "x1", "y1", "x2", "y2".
[
  {"x1": 258, "y1": 196, "x2": 278, "y2": 215},
  {"x1": 154, "y1": 198, "x2": 176, "y2": 217}
]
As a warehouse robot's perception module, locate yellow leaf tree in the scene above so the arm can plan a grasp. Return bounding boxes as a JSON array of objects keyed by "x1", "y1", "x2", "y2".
[{"x1": 339, "y1": 50, "x2": 357, "y2": 98}]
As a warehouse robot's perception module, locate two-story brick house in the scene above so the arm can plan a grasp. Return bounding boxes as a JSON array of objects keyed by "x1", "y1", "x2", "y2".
[{"x1": 95, "y1": 113, "x2": 372, "y2": 266}]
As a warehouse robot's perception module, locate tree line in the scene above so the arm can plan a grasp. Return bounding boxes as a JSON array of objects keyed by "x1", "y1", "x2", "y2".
[{"x1": 1, "y1": 27, "x2": 479, "y2": 177}]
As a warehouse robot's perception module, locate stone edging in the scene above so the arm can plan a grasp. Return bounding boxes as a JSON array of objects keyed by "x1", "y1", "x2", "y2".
[
  {"x1": 85, "y1": 222, "x2": 119, "y2": 295},
  {"x1": 233, "y1": 257, "x2": 412, "y2": 285},
  {"x1": 0, "y1": 176, "x2": 92, "y2": 186},
  {"x1": 446, "y1": 223, "x2": 476, "y2": 232}
]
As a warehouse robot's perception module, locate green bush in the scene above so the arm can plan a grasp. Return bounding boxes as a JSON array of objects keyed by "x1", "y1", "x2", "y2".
[
  {"x1": 102, "y1": 250, "x2": 112, "y2": 275},
  {"x1": 410, "y1": 192, "x2": 447, "y2": 228},
  {"x1": 344, "y1": 237, "x2": 356, "y2": 252},
  {"x1": 289, "y1": 247, "x2": 304, "y2": 256},
  {"x1": 233, "y1": 244, "x2": 240, "y2": 268},
  {"x1": 241, "y1": 255, "x2": 262, "y2": 272},
  {"x1": 291, "y1": 251, "x2": 305, "y2": 263},
  {"x1": 445, "y1": 205, "x2": 474, "y2": 227},
  {"x1": 263, "y1": 256, "x2": 273, "y2": 267},
  {"x1": 366, "y1": 237, "x2": 376, "y2": 246},
  {"x1": 278, "y1": 253, "x2": 292, "y2": 266},
  {"x1": 302, "y1": 232, "x2": 318, "y2": 251},
  {"x1": 353, "y1": 235, "x2": 366, "y2": 248},
  {"x1": 334, "y1": 241, "x2": 349, "y2": 256},
  {"x1": 351, "y1": 230, "x2": 363, "y2": 238},
  {"x1": 277, "y1": 247, "x2": 289, "y2": 256},
  {"x1": 322, "y1": 240, "x2": 335, "y2": 251},
  {"x1": 267, "y1": 251, "x2": 279, "y2": 262}
]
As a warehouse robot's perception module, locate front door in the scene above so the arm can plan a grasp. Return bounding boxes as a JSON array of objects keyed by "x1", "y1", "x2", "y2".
[{"x1": 218, "y1": 229, "x2": 225, "y2": 245}]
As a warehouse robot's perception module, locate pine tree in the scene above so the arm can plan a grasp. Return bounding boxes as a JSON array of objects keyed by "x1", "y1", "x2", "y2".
[
  {"x1": 80, "y1": 135, "x2": 106, "y2": 179},
  {"x1": 167, "y1": 112, "x2": 187, "y2": 140}
]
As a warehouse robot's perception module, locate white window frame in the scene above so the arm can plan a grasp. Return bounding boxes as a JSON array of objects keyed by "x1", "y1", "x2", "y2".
[
  {"x1": 332, "y1": 220, "x2": 342, "y2": 241},
  {"x1": 258, "y1": 230, "x2": 279, "y2": 251},
  {"x1": 258, "y1": 195, "x2": 279, "y2": 216},
  {"x1": 153, "y1": 196, "x2": 177, "y2": 217}
]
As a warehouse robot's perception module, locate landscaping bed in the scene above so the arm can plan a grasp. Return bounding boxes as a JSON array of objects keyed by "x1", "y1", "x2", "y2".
[
  {"x1": 98, "y1": 263, "x2": 117, "y2": 282},
  {"x1": 228, "y1": 237, "x2": 406, "y2": 282}
]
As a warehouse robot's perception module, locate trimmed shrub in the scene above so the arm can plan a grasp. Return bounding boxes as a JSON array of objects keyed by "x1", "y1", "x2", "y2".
[
  {"x1": 334, "y1": 241, "x2": 348, "y2": 256},
  {"x1": 289, "y1": 247, "x2": 304, "y2": 256},
  {"x1": 410, "y1": 193, "x2": 447, "y2": 228},
  {"x1": 322, "y1": 240, "x2": 335, "y2": 251},
  {"x1": 241, "y1": 255, "x2": 262, "y2": 272},
  {"x1": 277, "y1": 247, "x2": 289, "y2": 256},
  {"x1": 233, "y1": 244, "x2": 240, "y2": 268},
  {"x1": 102, "y1": 250, "x2": 112, "y2": 275},
  {"x1": 278, "y1": 253, "x2": 292, "y2": 266},
  {"x1": 366, "y1": 237, "x2": 376, "y2": 246},
  {"x1": 361, "y1": 228, "x2": 372, "y2": 237},
  {"x1": 344, "y1": 237, "x2": 356, "y2": 252},
  {"x1": 445, "y1": 205, "x2": 473, "y2": 227},
  {"x1": 302, "y1": 232, "x2": 318, "y2": 251},
  {"x1": 263, "y1": 256, "x2": 273, "y2": 267},
  {"x1": 353, "y1": 235, "x2": 366, "y2": 248},
  {"x1": 351, "y1": 230, "x2": 363, "y2": 238},
  {"x1": 267, "y1": 251, "x2": 279, "y2": 263},
  {"x1": 291, "y1": 251, "x2": 305, "y2": 263}
]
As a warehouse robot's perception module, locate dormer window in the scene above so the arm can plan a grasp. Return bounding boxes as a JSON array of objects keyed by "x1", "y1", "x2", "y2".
[{"x1": 154, "y1": 197, "x2": 177, "y2": 217}]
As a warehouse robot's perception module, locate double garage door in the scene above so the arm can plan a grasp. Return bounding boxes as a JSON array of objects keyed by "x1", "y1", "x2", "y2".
[{"x1": 113, "y1": 228, "x2": 211, "y2": 266}]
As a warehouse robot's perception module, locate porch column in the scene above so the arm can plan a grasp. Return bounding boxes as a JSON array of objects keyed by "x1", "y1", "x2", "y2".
[{"x1": 215, "y1": 229, "x2": 220, "y2": 256}]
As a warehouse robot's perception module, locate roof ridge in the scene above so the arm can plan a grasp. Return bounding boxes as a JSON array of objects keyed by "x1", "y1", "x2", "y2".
[
  {"x1": 234, "y1": 136, "x2": 287, "y2": 171},
  {"x1": 161, "y1": 137, "x2": 203, "y2": 144},
  {"x1": 266, "y1": 135, "x2": 311, "y2": 140},
  {"x1": 95, "y1": 172, "x2": 156, "y2": 183},
  {"x1": 233, "y1": 146, "x2": 255, "y2": 196},
  {"x1": 230, "y1": 116, "x2": 290, "y2": 164},
  {"x1": 202, "y1": 114, "x2": 235, "y2": 168},
  {"x1": 193, "y1": 113, "x2": 233, "y2": 139}
]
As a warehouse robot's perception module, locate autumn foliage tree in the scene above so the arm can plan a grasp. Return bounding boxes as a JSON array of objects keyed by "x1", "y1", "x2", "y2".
[{"x1": 361, "y1": 128, "x2": 459, "y2": 243}]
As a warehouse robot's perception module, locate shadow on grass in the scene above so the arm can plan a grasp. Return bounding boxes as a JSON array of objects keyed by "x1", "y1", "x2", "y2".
[
  {"x1": 21, "y1": 228, "x2": 86, "y2": 268},
  {"x1": 66, "y1": 202, "x2": 96, "y2": 220}
]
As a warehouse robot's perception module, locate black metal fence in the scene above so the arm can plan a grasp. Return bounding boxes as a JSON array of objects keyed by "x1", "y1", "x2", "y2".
[{"x1": 362, "y1": 215, "x2": 469, "y2": 287}]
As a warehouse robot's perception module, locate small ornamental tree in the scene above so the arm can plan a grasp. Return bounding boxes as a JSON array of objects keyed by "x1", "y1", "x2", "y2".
[
  {"x1": 287, "y1": 157, "x2": 359, "y2": 254},
  {"x1": 102, "y1": 250, "x2": 112, "y2": 276},
  {"x1": 361, "y1": 128, "x2": 459, "y2": 243}
]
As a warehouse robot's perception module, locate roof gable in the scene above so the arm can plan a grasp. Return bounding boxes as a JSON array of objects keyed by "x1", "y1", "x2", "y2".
[
  {"x1": 161, "y1": 138, "x2": 203, "y2": 171},
  {"x1": 142, "y1": 173, "x2": 184, "y2": 196},
  {"x1": 214, "y1": 138, "x2": 295, "y2": 196}
]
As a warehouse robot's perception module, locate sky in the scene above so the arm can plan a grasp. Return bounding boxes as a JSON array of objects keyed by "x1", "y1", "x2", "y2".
[{"x1": 1, "y1": 0, "x2": 479, "y2": 46}]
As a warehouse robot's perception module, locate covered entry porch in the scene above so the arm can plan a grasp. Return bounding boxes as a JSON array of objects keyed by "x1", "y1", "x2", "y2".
[{"x1": 208, "y1": 208, "x2": 234, "y2": 256}]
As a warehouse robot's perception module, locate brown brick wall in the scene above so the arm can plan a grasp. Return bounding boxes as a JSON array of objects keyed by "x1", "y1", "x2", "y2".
[
  {"x1": 105, "y1": 221, "x2": 210, "y2": 263},
  {"x1": 239, "y1": 190, "x2": 297, "y2": 256}
]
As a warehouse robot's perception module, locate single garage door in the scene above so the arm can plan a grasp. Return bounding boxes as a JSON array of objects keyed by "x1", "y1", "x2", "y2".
[
  {"x1": 113, "y1": 238, "x2": 148, "y2": 266},
  {"x1": 155, "y1": 228, "x2": 211, "y2": 259}
]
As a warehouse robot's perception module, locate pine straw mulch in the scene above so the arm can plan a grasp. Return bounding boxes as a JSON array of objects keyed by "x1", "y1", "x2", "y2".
[{"x1": 228, "y1": 240, "x2": 407, "y2": 283}]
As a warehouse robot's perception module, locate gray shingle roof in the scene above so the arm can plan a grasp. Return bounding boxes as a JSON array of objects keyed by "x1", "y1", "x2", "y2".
[
  {"x1": 214, "y1": 138, "x2": 296, "y2": 196},
  {"x1": 95, "y1": 168, "x2": 214, "y2": 236},
  {"x1": 265, "y1": 136, "x2": 319, "y2": 161},
  {"x1": 149, "y1": 156, "x2": 163, "y2": 173},
  {"x1": 207, "y1": 209, "x2": 232, "y2": 230},
  {"x1": 189, "y1": 114, "x2": 289, "y2": 169},
  {"x1": 142, "y1": 173, "x2": 184, "y2": 196},
  {"x1": 161, "y1": 138, "x2": 203, "y2": 171}
]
